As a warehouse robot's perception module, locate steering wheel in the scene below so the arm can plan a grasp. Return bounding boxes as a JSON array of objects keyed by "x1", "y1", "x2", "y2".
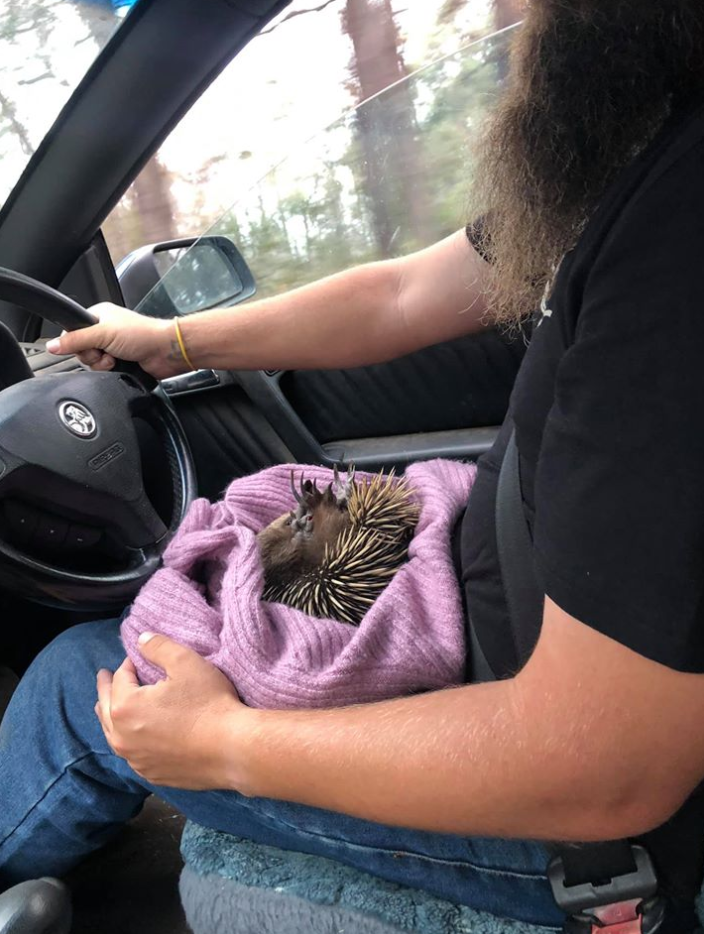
[{"x1": 0, "y1": 268, "x2": 197, "y2": 611}]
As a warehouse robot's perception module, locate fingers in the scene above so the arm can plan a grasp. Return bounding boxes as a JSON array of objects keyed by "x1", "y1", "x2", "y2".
[
  {"x1": 76, "y1": 348, "x2": 104, "y2": 366},
  {"x1": 77, "y1": 352, "x2": 116, "y2": 371},
  {"x1": 47, "y1": 329, "x2": 118, "y2": 371},
  {"x1": 137, "y1": 632, "x2": 201, "y2": 677},
  {"x1": 96, "y1": 660, "x2": 141, "y2": 752},
  {"x1": 74, "y1": 347, "x2": 116, "y2": 368},
  {"x1": 45, "y1": 302, "x2": 125, "y2": 361},
  {"x1": 47, "y1": 324, "x2": 106, "y2": 358},
  {"x1": 112, "y1": 657, "x2": 140, "y2": 694}
]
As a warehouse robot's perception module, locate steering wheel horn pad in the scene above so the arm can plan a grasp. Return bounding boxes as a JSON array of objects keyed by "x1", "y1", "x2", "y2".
[{"x1": 0, "y1": 371, "x2": 167, "y2": 549}]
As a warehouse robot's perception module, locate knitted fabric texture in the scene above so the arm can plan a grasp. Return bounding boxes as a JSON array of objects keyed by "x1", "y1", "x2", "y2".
[{"x1": 121, "y1": 459, "x2": 475, "y2": 709}]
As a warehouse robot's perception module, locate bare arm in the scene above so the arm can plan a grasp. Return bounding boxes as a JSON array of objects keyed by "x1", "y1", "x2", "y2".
[
  {"x1": 50, "y1": 230, "x2": 492, "y2": 378},
  {"x1": 101, "y1": 597, "x2": 704, "y2": 843},
  {"x1": 235, "y1": 598, "x2": 704, "y2": 841}
]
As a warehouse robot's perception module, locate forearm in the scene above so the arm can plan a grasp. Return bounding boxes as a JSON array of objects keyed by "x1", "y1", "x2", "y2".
[
  {"x1": 177, "y1": 231, "x2": 491, "y2": 372},
  {"x1": 110, "y1": 608, "x2": 703, "y2": 840},
  {"x1": 231, "y1": 676, "x2": 652, "y2": 843},
  {"x1": 175, "y1": 262, "x2": 404, "y2": 372}
]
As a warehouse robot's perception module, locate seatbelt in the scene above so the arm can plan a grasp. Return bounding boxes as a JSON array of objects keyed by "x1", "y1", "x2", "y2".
[
  {"x1": 495, "y1": 430, "x2": 543, "y2": 668},
  {"x1": 550, "y1": 845, "x2": 664, "y2": 933},
  {"x1": 494, "y1": 428, "x2": 667, "y2": 933}
]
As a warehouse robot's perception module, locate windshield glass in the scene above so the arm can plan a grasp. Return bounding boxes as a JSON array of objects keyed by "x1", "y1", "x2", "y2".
[{"x1": 0, "y1": 0, "x2": 137, "y2": 210}]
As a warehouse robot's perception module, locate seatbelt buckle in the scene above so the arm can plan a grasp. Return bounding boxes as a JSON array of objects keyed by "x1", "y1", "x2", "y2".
[{"x1": 548, "y1": 845, "x2": 665, "y2": 933}]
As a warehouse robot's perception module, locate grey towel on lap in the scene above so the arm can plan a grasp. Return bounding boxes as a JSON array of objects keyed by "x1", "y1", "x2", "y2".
[
  {"x1": 181, "y1": 868, "x2": 431, "y2": 934},
  {"x1": 179, "y1": 823, "x2": 557, "y2": 934}
]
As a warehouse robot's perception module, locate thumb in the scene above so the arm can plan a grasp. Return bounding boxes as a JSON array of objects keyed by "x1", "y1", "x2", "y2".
[
  {"x1": 46, "y1": 324, "x2": 107, "y2": 357},
  {"x1": 137, "y1": 631, "x2": 202, "y2": 675}
]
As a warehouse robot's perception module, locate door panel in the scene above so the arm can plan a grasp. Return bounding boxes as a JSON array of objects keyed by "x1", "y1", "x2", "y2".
[
  {"x1": 158, "y1": 324, "x2": 523, "y2": 495},
  {"x1": 172, "y1": 384, "x2": 293, "y2": 500},
  {"x1": 228, "y1": 328, "x2": 524, "y2": 474},
  {"x1": 279, "y1": 329, "x2": 524, "y2": 443}
]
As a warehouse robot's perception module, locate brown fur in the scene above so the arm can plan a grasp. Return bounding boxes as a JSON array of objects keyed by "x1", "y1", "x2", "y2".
[{"x1": 257, "y1": 482, "x2": 352, "y2": 594}]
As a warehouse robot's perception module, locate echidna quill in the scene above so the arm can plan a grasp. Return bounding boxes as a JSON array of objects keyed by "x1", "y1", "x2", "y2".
[{"x1": 257, "y1": 468, "x2": 420, "y2": 625}]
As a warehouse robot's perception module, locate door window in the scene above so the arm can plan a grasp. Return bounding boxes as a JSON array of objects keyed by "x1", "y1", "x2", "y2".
[{"x1": 102, "y1": 0, "x2": 520, "y2": 299}]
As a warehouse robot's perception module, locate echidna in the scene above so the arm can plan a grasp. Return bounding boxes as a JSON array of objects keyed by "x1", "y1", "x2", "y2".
[{"x1": 257, "y1": 468, "x2": 420, "y2": 625}]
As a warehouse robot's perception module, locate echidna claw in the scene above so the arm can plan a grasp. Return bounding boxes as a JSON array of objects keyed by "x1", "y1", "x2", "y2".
[
  {"x1": 292, "y1": 499, "x2": 309, "y2": 521},
  {"x1": 332, "y1": 463, "x2": 355, "y2": 506},
  {"x1": 290, "y1": 470, "x2": 304, "y2": 505}
]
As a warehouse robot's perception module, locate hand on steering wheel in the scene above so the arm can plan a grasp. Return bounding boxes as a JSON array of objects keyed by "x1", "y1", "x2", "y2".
[{"x1": 47, "y1": 302, "x2": 193, "y2": 380}]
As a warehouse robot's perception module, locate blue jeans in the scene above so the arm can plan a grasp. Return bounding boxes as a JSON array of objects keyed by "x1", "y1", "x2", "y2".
[{"x1": 0, "y1": 619, "x2": 564, "y2": 929}]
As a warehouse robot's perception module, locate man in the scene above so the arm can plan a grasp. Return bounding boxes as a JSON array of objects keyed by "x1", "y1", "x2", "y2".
[{"x1": 3, "y1": 1, "x2": 704, "y2": 930}]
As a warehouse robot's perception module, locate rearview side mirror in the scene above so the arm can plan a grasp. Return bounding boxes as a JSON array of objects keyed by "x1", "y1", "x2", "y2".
[{"x1": 116, "y1": 236, "x2": 256, "y2": 318}]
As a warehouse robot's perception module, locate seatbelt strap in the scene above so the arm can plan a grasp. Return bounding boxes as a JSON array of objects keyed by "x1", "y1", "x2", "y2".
[
  {"x1": 495, "y1": 429, "x2": 543, "y2": 667},
  {"x1": 495, "y1": 429, "x2": 666, "y2": 933}
]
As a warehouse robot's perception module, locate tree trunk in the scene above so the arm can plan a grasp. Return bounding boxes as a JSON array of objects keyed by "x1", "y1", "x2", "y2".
[
  {"x1": 74, "y1": 0, "x2": 119, "y2": 48},
  {"x1": 343, "y1": 0, "x2": 429, "y2": 256},
  {"x1": 493, "y1": 0, "x2": 523, "y2": 82},
  {"x1": 0, "y1": 89, "x2": 33, "y2": 156},
  {"x1": 494, "y1": 0, "x2": 523, "y2": 31},
  {"x1": 130, "y1": 158, "x2": 178, "y2": 244}
]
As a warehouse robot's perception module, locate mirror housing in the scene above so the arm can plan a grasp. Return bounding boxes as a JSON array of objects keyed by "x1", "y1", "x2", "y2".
[{"x1": 116, "y1": 236, "x2": 256, "y2": 318}]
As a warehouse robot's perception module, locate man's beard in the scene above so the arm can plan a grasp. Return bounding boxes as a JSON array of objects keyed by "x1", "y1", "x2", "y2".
[{"x1": 471, "y1": 0, "x2": 704, "y2": 325}]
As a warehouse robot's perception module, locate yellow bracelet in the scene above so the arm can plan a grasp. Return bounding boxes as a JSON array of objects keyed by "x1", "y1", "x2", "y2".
[{"x1": 174, "y1": 317, "x2": 196, "y2": 371}]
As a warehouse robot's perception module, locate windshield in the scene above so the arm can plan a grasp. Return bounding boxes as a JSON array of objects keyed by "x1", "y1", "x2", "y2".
[{"x1": 0, "y1": 0, "x2": 137, "y2": 211}]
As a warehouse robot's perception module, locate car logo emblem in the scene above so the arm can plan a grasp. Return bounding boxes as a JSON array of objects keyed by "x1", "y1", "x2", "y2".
[{"x1": 58, "y1": 401, "x2": 97, "y2": 439}]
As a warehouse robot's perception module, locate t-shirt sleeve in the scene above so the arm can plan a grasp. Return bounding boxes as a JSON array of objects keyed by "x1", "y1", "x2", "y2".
[{"x1": 533, "y1": 141, "x2": 704, "y2": 672}]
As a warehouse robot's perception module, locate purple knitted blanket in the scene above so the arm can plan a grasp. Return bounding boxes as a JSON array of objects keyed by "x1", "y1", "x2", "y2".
[{"x1": 121, "y1": 459, "x2": 476, "y2": 709}]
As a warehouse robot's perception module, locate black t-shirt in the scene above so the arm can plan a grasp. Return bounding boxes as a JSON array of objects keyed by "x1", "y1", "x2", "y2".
[{"x1": 460, "y1": 100, "x2": 704, "y2": 681}]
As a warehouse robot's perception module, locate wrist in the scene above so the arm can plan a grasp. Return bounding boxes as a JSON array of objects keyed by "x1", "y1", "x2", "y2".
[
  {"x1": 215, "y1": 702, "x2": 269, "y2": 796},
  {"x1": 146, "y1": 317, "x2": 193, "y2": 377},
  {"x1": 173, "y1": 316, "x2": 197, "y2": 371}
]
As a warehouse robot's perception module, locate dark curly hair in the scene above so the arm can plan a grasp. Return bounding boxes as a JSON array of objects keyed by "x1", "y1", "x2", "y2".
[{"x1": 471, "y1": 0, "x2": 704, "y2": 324}]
